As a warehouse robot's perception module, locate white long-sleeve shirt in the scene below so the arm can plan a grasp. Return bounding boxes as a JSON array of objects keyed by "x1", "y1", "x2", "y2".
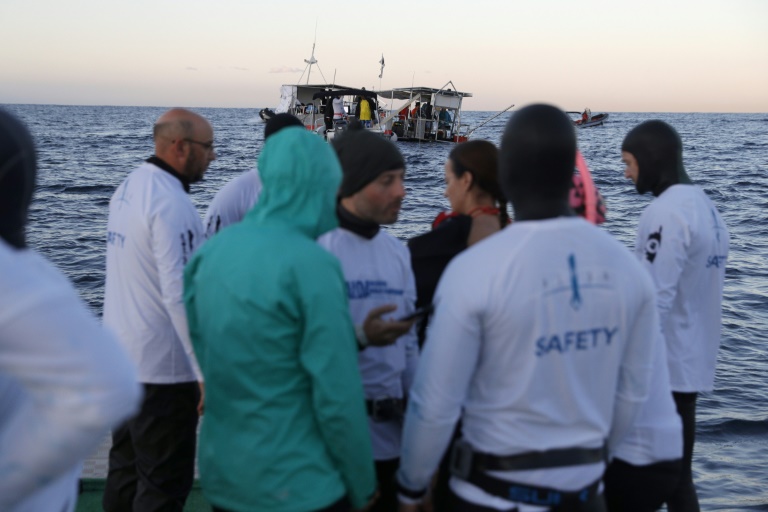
[
  {"x1": 203, "y1": 169, "x2": 262, "y2": 239},
  {"x1": 612, "y1": 326, "x2": 683, "y2": 466},
  {"x1": 319, "y1": 227, "x2": 419, "y2": 460},
  {"x1": 635, "y1": 184, "x2": 729, "y2": 392},
  {"x1": 0, "y1": 240, "x2": 142, "y2": 512},
  {"x1": 398, "y1": 217, "x2": 658, "y2": 510},
  {"x1": 103, "y1": 159, "x2": 204, "y2": 383}
]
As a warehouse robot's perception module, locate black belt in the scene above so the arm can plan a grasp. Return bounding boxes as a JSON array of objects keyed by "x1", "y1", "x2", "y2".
[
  {"x1": 365, "y1": 398, "x2": 404, "y2": 422},
  {"x1": 451, "y1": 438, "x2": 608, "y2": 472},
  {"x1": 450, "y1": 439, "x2": 606, "y2": 508}
]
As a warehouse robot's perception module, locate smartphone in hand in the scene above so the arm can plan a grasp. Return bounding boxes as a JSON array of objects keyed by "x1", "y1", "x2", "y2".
[{"x1": 397, "y1": 305, "x2": 434, "y2": 322}]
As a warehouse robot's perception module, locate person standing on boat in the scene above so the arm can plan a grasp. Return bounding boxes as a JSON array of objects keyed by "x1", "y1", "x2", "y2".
[
  {"x1": 438, "y1": 108, "x2": 452, "y2": 130},
  {"x1": 203, "y1": 114, "x2": 303, "y2": 239},
  {"x1": 356, "y1": 92, "x2": 374, "y2": 128},
  {"x1": 410, "y1": 101, "x2": 421, "y2": 120},
  {"x1": 396, "y1": 104, "x2": 658, "y2": 511},
  {"x1": 102, "y1": 108, "x2": 215, "y2": 512},
  {"x1": 318, "y1": 126, "x2": 419, "y2": 512},
  {"x1": 323, "y1": 92, "x2": 334, "y2": 131},
  {"x1": 332, "y1": 95, "x2": 345, "y2": 122},
  {"x1": 0, "y1": 108, "x2": 142, "y2": 512},
  {"x1": 621, "y1": 120, "x2": 729, "y2": 512}
]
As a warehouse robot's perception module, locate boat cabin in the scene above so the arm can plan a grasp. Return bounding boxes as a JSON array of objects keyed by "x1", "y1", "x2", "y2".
[{"x1": 375, "y1": 82, "x2": 472, "y2": 142}]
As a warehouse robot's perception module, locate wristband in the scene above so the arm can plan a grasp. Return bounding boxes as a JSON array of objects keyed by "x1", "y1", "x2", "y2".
[{"x1": 396, "y1": 481, "x2": 427, "y2": 501}]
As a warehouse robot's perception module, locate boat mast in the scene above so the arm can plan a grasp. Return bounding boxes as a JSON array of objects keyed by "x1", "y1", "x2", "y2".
[
  {"x1": 304, "y1": 22, "x2": 318, "y2": 85},
  {"x1": 298, "y1": 22, "x2": 328, "y2": 85}
]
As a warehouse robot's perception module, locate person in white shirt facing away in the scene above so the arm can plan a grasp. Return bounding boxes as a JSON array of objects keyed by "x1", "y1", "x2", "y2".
[{"x1": 396, "y1": 104, "x2": 659, "y2": 512}]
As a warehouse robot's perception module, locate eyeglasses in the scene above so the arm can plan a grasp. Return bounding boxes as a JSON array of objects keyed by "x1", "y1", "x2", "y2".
[{"x1": 183, "y1": 138, "x2": 215, "y2": 151}]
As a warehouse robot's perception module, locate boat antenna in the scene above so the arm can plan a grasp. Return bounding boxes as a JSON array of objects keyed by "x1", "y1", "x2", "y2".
[{"x1": 298, "y1": 21, "x2": 329, "y2": 84}]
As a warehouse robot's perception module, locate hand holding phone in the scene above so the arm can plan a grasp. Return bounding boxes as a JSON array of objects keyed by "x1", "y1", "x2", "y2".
[{"x1": 397, "y1": 305, "x2": 433, "y2": 322}]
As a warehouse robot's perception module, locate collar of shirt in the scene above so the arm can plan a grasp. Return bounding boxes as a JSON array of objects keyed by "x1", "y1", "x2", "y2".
[{"x1": 146, "y1": 156, "x2": 191, "y2": 193}]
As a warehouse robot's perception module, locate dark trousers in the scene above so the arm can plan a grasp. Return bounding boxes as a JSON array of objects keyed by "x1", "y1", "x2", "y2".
[
  {"x1": 370, "y1": 458, "x2": 399, "y2": 512},
  {"x1": 447, "y1": 486, "x2": 607, "y2": 512},
  {"x1": 604, "y1": 457, "x2": 682, "y2": 511},
  {"x1": 103, "y1": 382, "x2": 200, "y2": 512},
  {"x1": 212, "y1": 495, "x2": 350, "y2": 512},
  {"x1": 666, "y1": 392, "x2": 700, "y2": 512}
]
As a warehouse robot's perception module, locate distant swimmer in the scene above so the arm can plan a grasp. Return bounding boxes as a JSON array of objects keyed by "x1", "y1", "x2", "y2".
[
  {"x1": 396, "y1": 104, "x2": 659, "y2": 511},
  {"x1": 203, "y1": 113, "x2": 303, "y2": 239},
  {"x1": 102, "y1": 108, "x2": 215, "y2": 511},
  {"x1": 0, "y1": 108, "x2": 141, "y2": 512},
  {"x1": 622, "y1": 120, "x2": 729, "y2": 512}
]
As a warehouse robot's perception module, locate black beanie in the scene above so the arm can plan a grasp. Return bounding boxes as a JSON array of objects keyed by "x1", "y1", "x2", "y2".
[
  {"x1": 265, "y1": 113, "x2": 304, "y2": 140},
  {"x1": 0, "y1": 108, "x2": 37, "y2": 249},
  {"x1": 331, "y1": 125, "x2": 405, "y2": 198}
]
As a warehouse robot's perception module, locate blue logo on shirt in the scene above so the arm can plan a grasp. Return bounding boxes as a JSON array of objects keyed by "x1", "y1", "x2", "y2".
[
  {"x1": 535, "y1": 327, "x2": 619, "y2": 357},
  {"x1": 569, "y1": 254, "x2": 582, "y2": 310},
  {"x1": 347, "y1": 280, "x2": 404, "y2": 299},
  {"x1": 706, "y1": 255, "x2": 727, "y2": 268},
  {"x1": 107, "y1": 231, "x2": 126, "y2": 248}
]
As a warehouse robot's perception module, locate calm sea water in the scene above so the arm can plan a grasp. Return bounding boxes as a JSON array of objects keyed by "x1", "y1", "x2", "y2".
[{"x1": 4, "y1": 104, "x2": 767, "y2": 510}]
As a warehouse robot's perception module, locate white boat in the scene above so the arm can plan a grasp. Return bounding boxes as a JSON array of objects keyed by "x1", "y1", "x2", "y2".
[
  {"x1": 375, "y1": 82, "x2": 473, "y2": 142},
  {"x1": 260, "y1": 84, "x2": 388, "y2": 141},
  {"x1": 259, "y1": 41, "x2": 391, "y2": 141}
]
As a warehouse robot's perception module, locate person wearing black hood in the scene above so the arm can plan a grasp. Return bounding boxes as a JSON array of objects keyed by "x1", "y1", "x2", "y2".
[
  {"x1": 621, "y1": 120, "x2": 729, "y2": 512},
  {"x1": 0, "y1": 109, "x2": 141, "y2": 512},
  {"x1": 318, "y1": 123, "x2": 419, "y2": 512},
  {"x1": 396, "y1": 104, "x2": 659, "y2": 512}
]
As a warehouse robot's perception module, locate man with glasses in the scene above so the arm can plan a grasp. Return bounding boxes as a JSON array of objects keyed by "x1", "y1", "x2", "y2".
[{"x1": 103, "y1": 108, "x2": 215, "y2": 512}]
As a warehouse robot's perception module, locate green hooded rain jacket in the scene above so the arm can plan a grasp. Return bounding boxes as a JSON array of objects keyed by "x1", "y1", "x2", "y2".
[{"x1": 184, "y1": 126, "x2": 376, "y2": 511}]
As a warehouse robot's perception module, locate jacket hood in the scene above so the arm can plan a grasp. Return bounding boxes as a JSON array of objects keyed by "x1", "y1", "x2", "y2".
[
  {"x1": 0, "y1": 109, "x2": 37, "y2": 249},
  {"x1": 622, "y1": 120, "x2": 690, "y2": 196},
  {"x1": 249, "y1": 126, "x2": 341, "y2": 238}
]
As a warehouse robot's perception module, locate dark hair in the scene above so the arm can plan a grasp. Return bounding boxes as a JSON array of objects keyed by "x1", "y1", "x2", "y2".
[{"x1": 448, "y1": 140, "x2": 509, "y2": 226}]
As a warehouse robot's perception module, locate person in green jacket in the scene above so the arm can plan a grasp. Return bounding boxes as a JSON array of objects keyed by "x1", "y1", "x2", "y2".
[{"x1": 183, "y1": 126, "x2": 377, "y2": 512}]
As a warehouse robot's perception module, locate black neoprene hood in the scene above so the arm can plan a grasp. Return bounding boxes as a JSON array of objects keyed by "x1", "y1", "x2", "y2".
[{"x1": 622, "y1": 120, "x2": 687, "y2": 197}]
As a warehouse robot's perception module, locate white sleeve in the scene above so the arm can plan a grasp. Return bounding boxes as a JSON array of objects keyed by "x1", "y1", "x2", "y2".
[
  {"x1": 150, "y1": 202, "x2": 204, "y2": 381},
  {"x1": 608, "y1": 287, "x2": 657, "y2": 453},
  {"x1": 635, "y1": 208, "x2": 689, "y2": 329},
  {"x1": 397, "y1": 267, "x2": 480, "y2": 493},
  {"x1": 0, "y1": 280, "x2": 141, "y2": 509},
  {"x1": 401, "y1": 263, "x2": 420, "y2": 393}
]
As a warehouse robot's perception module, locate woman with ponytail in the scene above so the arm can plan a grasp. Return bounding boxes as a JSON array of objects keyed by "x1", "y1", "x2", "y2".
[{"x1": 408, "y1": 140, "x2": 508, "y2": 347}]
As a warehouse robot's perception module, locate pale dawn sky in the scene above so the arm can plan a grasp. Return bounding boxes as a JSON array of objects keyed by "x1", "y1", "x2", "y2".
[{"x1": 1, "y1": 0, "x2": 766, "y2": 112}]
